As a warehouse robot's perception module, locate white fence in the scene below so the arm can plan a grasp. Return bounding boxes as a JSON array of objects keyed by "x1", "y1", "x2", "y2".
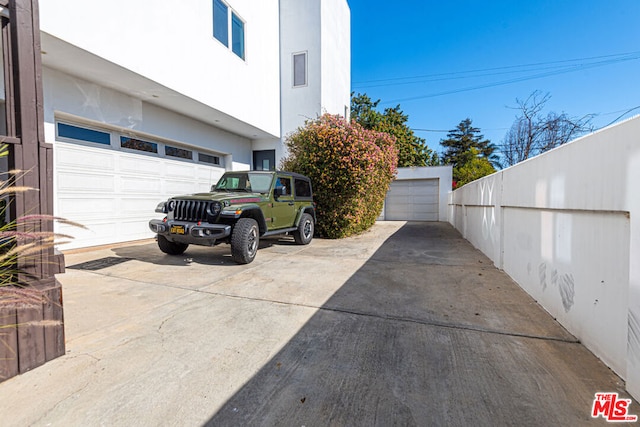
[{"x1": 448, "y1": 116, "x2": 640, "y2": 401}]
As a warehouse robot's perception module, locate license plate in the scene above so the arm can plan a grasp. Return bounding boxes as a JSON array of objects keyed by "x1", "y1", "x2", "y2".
[{"x1": 170, "y1": 225, "x2": 186, "y2": 235}]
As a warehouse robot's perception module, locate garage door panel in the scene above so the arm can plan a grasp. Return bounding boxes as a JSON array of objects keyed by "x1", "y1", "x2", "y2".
[
  {"x1": 119, "y1": 156, "x2": 162, "y2": 175},
  {"x1": 165, "y1": 180, "x2": 209, "y2": 194},
  {"x1": 58, "y1": 172, "x2": 115, "y2": 192},
  {"x1": 56, "y1": 141, "x2": 224, "y2": 248},
  {"x1": 120, "y1": 176, "x2": 162, "y2": 194},
  {"x1": 120, "y1": 198, "x2": 163, "y2": 215},
  {"x1": 166, "y1": 162, "x2": 199, "y2": 179},
  {"x1": 56, "y1": 146, "x2": 115, "y2": 171},
  {"x1": 385, "y1": 178, "x2": 439, "y2": 221},
  {"x1": 57, "y1": 197, "x2": 115, "y2": 217}
]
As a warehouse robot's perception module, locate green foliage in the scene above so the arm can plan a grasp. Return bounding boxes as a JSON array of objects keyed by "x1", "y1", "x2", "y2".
[
  {"x1": 453, "y1": 148, "x2": 496, "y2": 188},
  {"x1": 441, "y1": 118, "x2": 500, "y2": 169},
  {"x1": 351, "y1": 93, "x2": 439, "y2": 167},
  {"x1": 281, "y1": 114, "x2": 398, "y2": 239}
]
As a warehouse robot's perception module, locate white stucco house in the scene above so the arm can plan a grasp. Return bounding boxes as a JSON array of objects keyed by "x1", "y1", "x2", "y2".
[{"x1": 37, "y1": 0, "x2": 350, "y2": 249}]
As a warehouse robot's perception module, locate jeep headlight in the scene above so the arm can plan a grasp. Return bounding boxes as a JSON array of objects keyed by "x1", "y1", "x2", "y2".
[
  {"x1": 167, "y1": 200, "x2": 176, "y2": 211},
  {"x1": 209, "y1": 201, "x2": 222, "y2": 217}
]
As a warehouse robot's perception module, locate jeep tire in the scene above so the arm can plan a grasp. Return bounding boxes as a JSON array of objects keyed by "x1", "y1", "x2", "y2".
[
  {"x1": 157, "y1": 235, "x2": 189, "y2": 255},
  {"x1": 231, "y1": 218, "x2": 259, "y2": 264},
  {"x1": 293, "y1": 213, "x2": 314, "y2": 245}
]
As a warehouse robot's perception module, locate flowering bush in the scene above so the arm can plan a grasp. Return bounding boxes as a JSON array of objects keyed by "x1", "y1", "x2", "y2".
[{"x1": 281, "y1": 114, "x2": 398, "y2": 238}]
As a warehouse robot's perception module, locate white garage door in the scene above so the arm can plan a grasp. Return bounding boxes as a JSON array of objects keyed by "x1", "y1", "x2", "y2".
[
  {"x1": 55, "y1": 141, "x2": 225, "y2": 249},
  {"x1": 385, "y1": 179, "x2": 439, "y2": 221}
]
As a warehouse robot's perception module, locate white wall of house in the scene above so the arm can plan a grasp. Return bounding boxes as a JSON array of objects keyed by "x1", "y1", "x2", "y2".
[
  {"x1": 448, "y1": 116, "x2": 640, "y2": 401},
  {"x1": 320, "y1": 0, "x2": 351, "y2": 120},
  {"x1": 279, "y1": 0, "x2": 351, "y2": 163},
  {"x1": 39, "y1": 0, "x2": 282, "y2": 138}
]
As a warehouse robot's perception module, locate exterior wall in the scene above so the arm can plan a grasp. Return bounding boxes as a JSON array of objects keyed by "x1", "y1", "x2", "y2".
[
  {"x1": 279, "y1": 0, "x2": 350, "y2": 163},
  {"x1": 448, "y1": 116, "x2": 640, "y2": 401},
  {"x1": 42, "y1": 67, "x2": 253, "y2": 166},
  {"x1": 38, "y1": 0, "x2": 281, "y2": 138},
  {"x1": 320, "y1": 0, "x2": 351, "y2": 120}
]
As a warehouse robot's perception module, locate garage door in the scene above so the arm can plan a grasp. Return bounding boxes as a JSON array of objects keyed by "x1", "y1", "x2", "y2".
[
  {"x1": 55, "y1": 141, "x2": 225, "y2": 249},
  {"x1": 384, "y1": 179, "x2": 439, "y2": 221}
]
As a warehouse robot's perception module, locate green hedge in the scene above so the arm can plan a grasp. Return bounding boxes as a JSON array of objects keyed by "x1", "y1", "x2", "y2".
[{"x1": 281, "y1": 114, "x2": 398, "y2": 238}]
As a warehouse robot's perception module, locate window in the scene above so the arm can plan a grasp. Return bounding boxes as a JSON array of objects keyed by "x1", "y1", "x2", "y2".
[
  {"x1": 213, "y1": 0, "x2": 228, "y2": 46},
  {"x1": 166, "y1": 146, "x2": 192, "y2": 160},
  {"x1": 120, "y1": 136, "x2": 158, "y2": 153},
  {"x1": 199, "y1": 152, "x2": 221, "y2": 165},
  {"x1": 213, "y1": 1, "x2": 245, "y2": 60},
  {"x1": 294, "y1": 179, "x2": 312, "y2": 199},
  {"x1": 58, "y1": 123, "x2": 110, "y2": 145},
  {"x1": 231, "y1": 13, "x2": 245, "y2": 59},
  {"x1": 293, "y1": 52, "x2": 307, "y2": 87}
]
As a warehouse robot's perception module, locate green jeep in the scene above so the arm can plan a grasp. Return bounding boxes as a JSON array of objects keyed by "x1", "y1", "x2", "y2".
[{"x1": 149, "y1": 171, "x2": 315, "y2": 264}]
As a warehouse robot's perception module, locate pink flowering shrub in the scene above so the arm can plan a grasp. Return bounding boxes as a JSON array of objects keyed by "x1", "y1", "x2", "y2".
[{"x1": 281, "y1": 114, "x2": 398, "y2": 238}]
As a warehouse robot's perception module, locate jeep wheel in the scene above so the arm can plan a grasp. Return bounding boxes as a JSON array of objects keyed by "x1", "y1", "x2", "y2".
[
  {"x1": 157, "y1": 235, "x2": 188, "y2": 255},
  {"x1": 231, "y1": 218, "x2": 259, "y2": 264},
  {"x1": 293, "y1": 213, "x2": 314, "y2": 245}
]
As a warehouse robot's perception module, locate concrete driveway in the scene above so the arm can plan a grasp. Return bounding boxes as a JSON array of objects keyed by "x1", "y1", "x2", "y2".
[{"x1": 0, "y1": 222, "x2": 636, "y2": 426}]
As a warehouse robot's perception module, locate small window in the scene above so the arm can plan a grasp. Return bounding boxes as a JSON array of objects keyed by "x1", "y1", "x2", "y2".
[
  {"x1": 293, "y1": 52, "x2": 307, "y2": 87},
  {"x1": 199, "y1": 153, "x2": 221, "y2": 165},
  {"x1": 213, "y1": 0, "x2": 229, "y2": 46},
  {"x1": 275, "y1": 176, "x2": 292, "y2": 196},
  {"x1": 165, "y1": 146, "x2": 193, "y2": 160},
  {"x1": 231, "y1": 13, "x2": 245, "y2": 59},
  {"x1": 58, "y1": 123, "x2": 110, "y2": 145},
  {"x1": 120, "y1": 136, "x2": 158, "y2": 153},
  {"x1": 294, "y1": 179, "x2": 312, "y2": 199}
]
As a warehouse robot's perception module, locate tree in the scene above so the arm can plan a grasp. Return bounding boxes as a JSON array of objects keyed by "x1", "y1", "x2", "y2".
[
  {"x1": 453, "y1": 148, "x2": 496, "y2": 188},
  {"x1": 281, "y1": 114, "x2": 398, "y2": 238},
  {"x1": 351, "y1": 93, "x2": 439, "y2": 167},
  {"x1": 440, "y1": 118, "x2": 498, "y2": 187},
  {"x1": 501, "y1": 91, "x2": 594, "y2": 167},
  {"x1": 441, "y1": 118, "x2": 499, "y2": 168}
]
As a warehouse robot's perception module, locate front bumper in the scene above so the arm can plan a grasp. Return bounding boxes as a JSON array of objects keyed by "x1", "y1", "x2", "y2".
[{"x1": 149, "y1": 219, "x2": 231, "y2": 244}]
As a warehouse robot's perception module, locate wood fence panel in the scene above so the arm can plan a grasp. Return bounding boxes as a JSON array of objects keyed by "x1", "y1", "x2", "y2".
[
  {"x1": 16, "y1": 304, "x2": 46, "y2": 373},
  {"x1": 43, "y1": 285, "x2": 65, "y2": 360},
  {"x1": 0, "y1": 307, "x2": 19, "y2": 381}
]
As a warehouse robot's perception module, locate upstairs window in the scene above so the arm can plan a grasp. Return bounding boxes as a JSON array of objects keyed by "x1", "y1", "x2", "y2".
[
  {"x1": 213, "y1": 1, "x2": 245, "y2": 60},
  {"x1": 231, "y1": 13, "x2": 245, "y2": 59},
  {"x1": 213, "y1": 0, "x2": 228, "y2": 47},
  {"x1": 293, "y1": 52, "x2": 307, "y2": 87}
]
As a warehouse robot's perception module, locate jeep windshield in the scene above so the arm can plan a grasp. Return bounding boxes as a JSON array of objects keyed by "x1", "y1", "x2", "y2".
[{"x1": 213, "y1": 172, "x2": 273, "y2": 193}]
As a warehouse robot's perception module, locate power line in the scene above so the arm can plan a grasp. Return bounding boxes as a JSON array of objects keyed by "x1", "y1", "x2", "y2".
[
  {"x1": 381, "y1": 57, "x2": 638, "y2": 104},
  {"x1": 353, "y1": 50, "x2": 640, "y2": 86}
]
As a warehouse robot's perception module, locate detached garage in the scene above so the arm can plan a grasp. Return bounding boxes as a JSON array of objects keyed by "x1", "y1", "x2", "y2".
[{"x1": 381, "y1": 166, "x2": 452, "y2": 222}]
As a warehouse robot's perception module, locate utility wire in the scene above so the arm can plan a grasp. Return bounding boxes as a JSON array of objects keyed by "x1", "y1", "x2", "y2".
[
  {"x1": 353, "y1": 50, "x2": 640, "y2": 86},
  {"x1": 381, "y1": 58, "x2": 638, "y2": 104}
]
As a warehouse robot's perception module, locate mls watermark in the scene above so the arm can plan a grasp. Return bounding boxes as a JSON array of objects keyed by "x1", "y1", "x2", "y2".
[{"x1": 591, "y1": 392, "x2": 638, "y2": 422}]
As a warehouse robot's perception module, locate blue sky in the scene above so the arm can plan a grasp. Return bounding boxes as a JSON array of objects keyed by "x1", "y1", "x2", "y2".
[{"x1": 349, "y1": 0, "x2": 640, "y2": 156}]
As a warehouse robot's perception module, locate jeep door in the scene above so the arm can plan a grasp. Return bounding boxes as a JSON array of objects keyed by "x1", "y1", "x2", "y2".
[{"x1": 271, "y1": 175, "x2": 296, "y2": 229}]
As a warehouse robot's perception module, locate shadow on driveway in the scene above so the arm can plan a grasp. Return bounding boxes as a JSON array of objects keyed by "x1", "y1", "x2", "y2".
[
  {"x1": 205, "y1": 222, "x2": 632, "y2": 426},
  {"x1": 110, "y1": 236, "x2": 300, "y2": 267}
]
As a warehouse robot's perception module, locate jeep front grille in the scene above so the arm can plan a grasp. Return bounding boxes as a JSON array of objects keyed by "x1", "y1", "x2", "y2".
[{"x1": 172, "y1": 200, "x2": 220, "y2": 222}]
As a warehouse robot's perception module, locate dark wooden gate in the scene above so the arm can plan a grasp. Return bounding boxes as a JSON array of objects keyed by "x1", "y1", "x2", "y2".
[{"x1": 0, "y1": 0, "x2": 65, "y2": 382}]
